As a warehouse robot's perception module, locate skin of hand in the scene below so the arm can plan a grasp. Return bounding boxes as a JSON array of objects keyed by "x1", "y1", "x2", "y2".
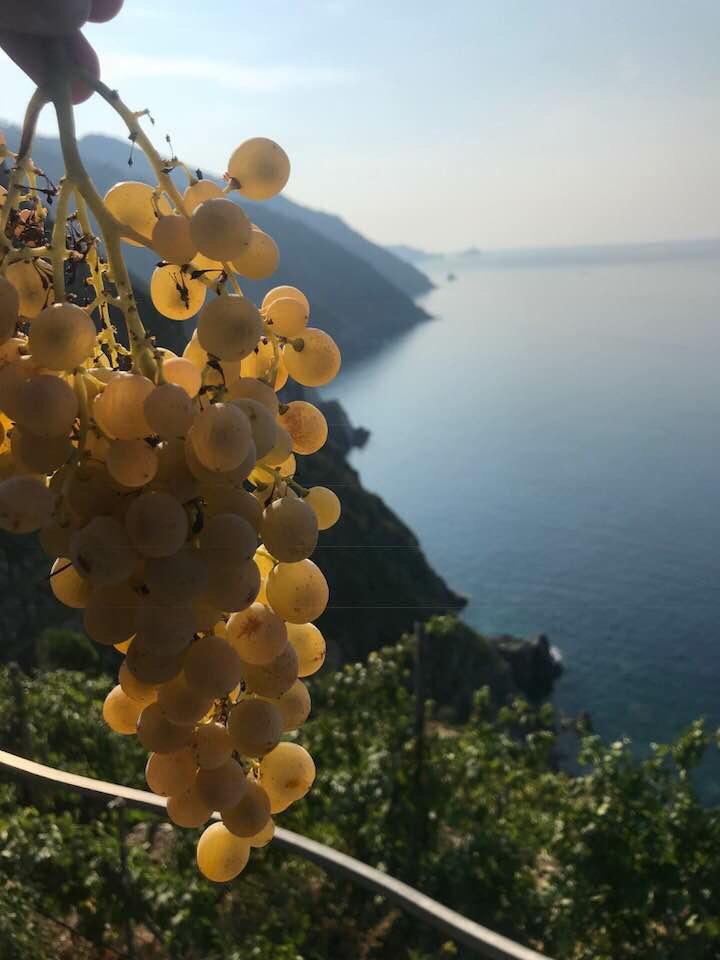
[{"x1": 0, "y1": 0, "x2": 123, "y2": 103}]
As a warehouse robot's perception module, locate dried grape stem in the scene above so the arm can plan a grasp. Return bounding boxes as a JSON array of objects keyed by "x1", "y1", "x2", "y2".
[
  {"x1": 0, "y1": 88, "x2": 48, "y2": 255},
  {"x1": 80, "y1": 71, "x2": 189, "y2": 216}
]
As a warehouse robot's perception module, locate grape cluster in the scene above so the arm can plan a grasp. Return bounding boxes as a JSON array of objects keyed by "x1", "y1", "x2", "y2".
[{"x1": 0, "y1": 90, "x2": 341, "y2": 882}]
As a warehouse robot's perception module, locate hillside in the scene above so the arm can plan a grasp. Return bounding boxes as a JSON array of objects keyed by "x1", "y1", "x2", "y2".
[{"x1": 2, "y1": 126, "x2": 429, "y2": 362}]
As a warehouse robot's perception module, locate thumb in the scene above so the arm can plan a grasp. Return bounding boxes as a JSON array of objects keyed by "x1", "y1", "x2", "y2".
[{"x1": 0, "y1": 0, "x2": 91, "y2": 36}]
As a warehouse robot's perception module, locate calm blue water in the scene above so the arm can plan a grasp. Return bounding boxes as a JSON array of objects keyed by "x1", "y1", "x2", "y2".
[{"x1": 326, "y1": 257, "x2": 720, "y2": 777}]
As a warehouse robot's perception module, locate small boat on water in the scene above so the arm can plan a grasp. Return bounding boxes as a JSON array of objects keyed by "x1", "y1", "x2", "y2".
[{"x1": 447, "y1": 271, "x2": 456, "y2": 282}]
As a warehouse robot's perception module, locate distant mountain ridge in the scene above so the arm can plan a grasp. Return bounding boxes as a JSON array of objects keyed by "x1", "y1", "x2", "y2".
[
  {"x1": 2, "y1": 126, "x2": 430, "y2": 362},
  {"x1": 390, "y1": 238, "x2": 720, "y2": 269}
]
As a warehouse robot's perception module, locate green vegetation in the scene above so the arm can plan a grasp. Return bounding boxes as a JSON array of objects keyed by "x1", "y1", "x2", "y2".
[{"x1": 2, "y1": 617, "x2": 719, "y2": 960}]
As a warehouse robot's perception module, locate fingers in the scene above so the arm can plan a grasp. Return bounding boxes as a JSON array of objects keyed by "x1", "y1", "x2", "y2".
[
  {"x1": 88, "y1": 0, "x2": 124, "y2": 23},
  {"x1": 0, "y1": 0, "x2": 120, "y2": 105},
  {"x1": 0, "y1": 0, "x2": 91, "y2": 36},
  {"x1": 67, "y1": 31, "x2": 100, "y2": 104},
  {"x1": 0, "y1": 30, "x2": 99, "y2": 104}
]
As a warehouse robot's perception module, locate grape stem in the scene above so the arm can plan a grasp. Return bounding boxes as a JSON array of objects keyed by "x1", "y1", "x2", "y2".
[
  {"x1": 74, "y1": 191, "x2": 121, "y2": 366},
  {"x1": 73, "y1": 370, "x2": 90, "y2": 465},
  {"x1": 50, "y1": 178, "x2": 72, "y2": 302},
  {"x1": 51, "y1": 72, "x2": 156, "y2": 379},
  {"x1": 75, "y1": 68, "x2": 189, "y2": 217}
]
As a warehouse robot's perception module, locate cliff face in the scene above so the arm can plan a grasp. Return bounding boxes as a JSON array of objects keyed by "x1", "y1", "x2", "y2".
[{"x1": 294, "y1": 426, "x2": 466, "y2": 666}]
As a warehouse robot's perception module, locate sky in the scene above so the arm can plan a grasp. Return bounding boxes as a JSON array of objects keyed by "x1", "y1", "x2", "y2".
[{"x1": 1, "y1": 0, "x2": 720, "y2": 252}]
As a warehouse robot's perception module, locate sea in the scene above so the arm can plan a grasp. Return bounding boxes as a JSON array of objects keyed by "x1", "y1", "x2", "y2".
[{"x1": 325, "y1": 253, "x2": 720, "y2": 795}]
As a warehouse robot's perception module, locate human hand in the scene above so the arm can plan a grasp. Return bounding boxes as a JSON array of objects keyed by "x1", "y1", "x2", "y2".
[{"x1": 0, "y1": 0, "x2": 123, "y2": 104}]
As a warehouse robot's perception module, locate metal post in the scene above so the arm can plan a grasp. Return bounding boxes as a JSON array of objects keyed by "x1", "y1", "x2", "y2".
[
  {"x1": 109, "y1": 797, "x2": 136, "y2": 960},
  {"x1": 412, "y1": 621, "x2": 427, "y2": 884}
]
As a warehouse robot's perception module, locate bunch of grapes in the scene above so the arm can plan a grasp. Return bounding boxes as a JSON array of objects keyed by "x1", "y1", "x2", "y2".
[{"x1": 0, "y1": 71, "x2": 342, "y2": 881}]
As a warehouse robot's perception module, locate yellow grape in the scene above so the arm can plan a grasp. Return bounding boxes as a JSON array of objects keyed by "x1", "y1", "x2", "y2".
[
  {"x1": 114, "y1": 638, "x2": 132, "y2": 654},
  {"x1": 125, "y1": 490, "x2": 189, "y2": 559},
  {"x1": 240, "y1": 643, "x2": 298, "y2": 699},
  {"x1": 0, "y1": 275, "x2": 18, "y2": 346},
  {"x1": 303, "y1": 486, "x2": 341, "y2": 530},
  {"x1": 191, "y1": 722, "x2": 233, "y2": 770},
  {"x1": 230, "y1": 398, "x2": 276, "y2": 460},
  {"x1": 254, "y1": 550, "x2": 275, "y2": 580},
  {"x1": 227, "y1": 698, "x2": 282, "y2": 757},
  {"x1": 196, "y1": 821, "x2": 250, "y2": 882},
  {"x1": 279, "y1": 400, "x2": 328, "y2": 455},
  {"x1": 64, "y1": 462, "x2": 125, "y2": 523},
  {"x1": 184, "y1": 634, "x2": 243, "y2": 698},
  {"x1": 93, "y1": 373, "x2": 154, "y2": 440},
  {"x1": 151, "y1": 214, "x2": 197, "y2": 264},
  {"x1": 262, "y1": 285, "x2": 310, "y2": 317},
  {"x1": 222, "y1": 780, "x2": 271, "y2": 838},
  {"x1": 225, "y1": 376, "x2": 279, "y2": 416},
  {"x1": 248, "y1": 818, "x2": 275, "y2": 848},
  {"x1": 240, "y1": 336, "x2": 274, "y2": 380},
  {"x1": 258, "y1": 423, "x2": 292, "y2": 468},
  {"x1": 193, "y1": 595, "x2": 223, "y2": 632},
  {"x1": 190, "y1": 251, "x2": 225, "y2": 278},
  {"x1": 190, "y1": 198, "x2": 251, "y2": 262},
  {"x1": 118, "y1": 660, "x2": 158, "y2": 705},
  {"x1": 199, "y1": 558, "x2": 260, "y2": 613},
  {"x1": 190, "y1": 402, "x2": 253, "y2": 472},
  {"x1": 126, "y1": 636, "x2": 186, "y2": 685},
  {"x1": 198, "y1": 512, "x2": 257, "y2": 569},
  {"x1": 260, "y1": 497, "x2": 318, "y2": 563},
  {"x1": 38, "y1": 518, "x2": 73, "y2": 559},
  {"x1": 102, "y1": 684, "x2": 142, "y2": 735},
  {"x1": 137, "y1": 701, "x2": 192, "y2": 753},
  {"x1": 28, "y1": 303, "x2": 96, "y2": 372},
  {"x1": 14, "y1": 373, "x2": 79, "y2": 438},
  {"x1": 157, "y1": 674, "x2": 214, "y2": 726},
  {"x1": 83, "y1": 581, "x2": 139, "y2": 646},
  {"x1": 167, "y1": 784, "x2": 212, "y2": 828},
  {"x1": 145, "y1": 747, "x2": 196, "y2": 796},
  {"x1": 143, "y1": 547, "x2": 209, "y2": 604},
  {"x1": 69, "y1": 515, "x2": 139, "y2": 585},
  {"x1": 152, "y1": 438, "x2": 200, "y2": 504},
  {"x1": 265, "y1": 296, "x2": 308, "y2": 338},
  {"x1": 283, "y1": 328, "x2": 341, "y2": 387},
  {"x1": 49, "y1": 557, "x2": 92, "y2": 608},
  {"x1": 106, "y1": 438, "x2": 158, "y2": 488},
  {"x1": 11, "y1": 429, "x2": 72, "y2": 474},
  {"x1": 266, "y1": 560, "x2": 328, "y2": 623},
  {"x1": 272, "y1": 679, "x2": 311, "y2": 731},
  {"x1": 195, "y1": 757, "x2": 248, "y2": 810},
  {"x1": 183, "y1": 332, "x2": 243, "y2": 387},
  {"x1": 277, "y1": 454, "x2": 296, "y2": 478},
  {"x1": 227, "y1": 137, "x2": 290, "y2": 201},
  {"x1": 226, "y1": 602, "x2": 287, "y2": 665},
  {"x1": 162, "y1": 356, "x2": 202, "y2": 398},
  {"x1": 231, "y1": 226, "x2": 279, "y2": 280},
  {"x1": 4, "y1": 259, "x2": 52, "y2": 317},
  {"x1": 134, "y1": 599, "x2": 196, "y2": 654},
  {"x1": 259, "y1": 742, "x2": 315, "y2": 812},
  {"x1": 196, "y1": 295, "x2": 262, "y2": 362},
  {"x1": 144, "y1": 383, "x2": 194, "y2": 438},
  {"x1": 103, "y1": 181, "x2": 171, "y2": 246},
  {"x1": 286, "y1": 622, "x2": 326, "y2": 677},
  {"x1": 203, "y1": 486, "x2": 263, "y2": 530},
  {"x1": 150, "y1": 264, "x2": 207, "y2": 321},
  {"x1": 183, "y1": 179, "x2": 224, "y2": 214}
]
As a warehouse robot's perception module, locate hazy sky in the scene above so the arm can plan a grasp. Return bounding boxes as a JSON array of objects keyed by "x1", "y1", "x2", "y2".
[{"x1": 2, "y1": 0, "x2": 720, "y2": 251}]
